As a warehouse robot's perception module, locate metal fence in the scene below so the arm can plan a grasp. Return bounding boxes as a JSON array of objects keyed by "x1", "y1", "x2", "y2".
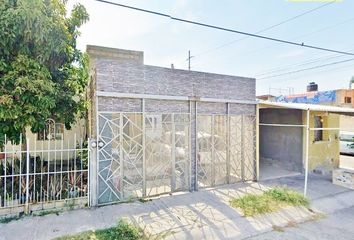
[{"x1": 0, "y1": 134, "x2": 89, "y2": 216}]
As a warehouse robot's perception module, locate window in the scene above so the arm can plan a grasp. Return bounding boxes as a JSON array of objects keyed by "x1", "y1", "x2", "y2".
[
  {"x1": 314, "y1": 116, "x2": 323, "y2": 142},
  {"x1": 37, "y1": 119, "x2": 64, "y2": 140},
  {"x1": 344, "y1": 97, "x2": 352, "y2": 104}
]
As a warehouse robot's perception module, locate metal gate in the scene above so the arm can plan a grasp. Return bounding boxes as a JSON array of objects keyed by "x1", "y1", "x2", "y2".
[
  {"x1": 97, "y1": 112, "x2": 190, "y2": 205},
  {"x1": 96, "y1": 112, "x2": 255, "y2": 204},
  {"x1": 197, "y1": 114, "x2": 256, "y2": 188}
]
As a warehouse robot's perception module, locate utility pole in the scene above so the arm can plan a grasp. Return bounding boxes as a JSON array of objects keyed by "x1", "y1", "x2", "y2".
[{"x1": 186, "y1": 50, "x2": 194, "y2": 71}]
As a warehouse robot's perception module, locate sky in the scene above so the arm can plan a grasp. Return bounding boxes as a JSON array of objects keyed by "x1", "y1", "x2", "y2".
[{"x1": 68, "y1": 0, "x2": 354, "y2": 96}]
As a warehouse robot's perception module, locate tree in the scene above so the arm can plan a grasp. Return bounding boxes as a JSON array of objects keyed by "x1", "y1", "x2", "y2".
[
  {"x1": 350, "y1": 76, "x2": 354, "y2": 88},
  {"x1": 0, "y1": 0, "x2": 89, "y2": 146}
]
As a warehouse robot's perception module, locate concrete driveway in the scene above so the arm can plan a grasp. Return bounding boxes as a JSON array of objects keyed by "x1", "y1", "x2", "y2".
[{"x1": 0, "y1": 174, "x2": 353, "y2": 240}]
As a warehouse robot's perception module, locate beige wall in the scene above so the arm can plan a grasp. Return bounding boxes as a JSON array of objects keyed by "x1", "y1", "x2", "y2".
[
  {"x1": 303, "y1": 111, "x2": 340, "y2": 172},
  {"x1": 340, "y1": 115, "x2": 354, "y2": 130},
  {"x1": 336, "y1": 89, "x2": 354, "y2": 108},
  {"x1": 3, "y1": 119, "x2": 86, "y2": 161}
]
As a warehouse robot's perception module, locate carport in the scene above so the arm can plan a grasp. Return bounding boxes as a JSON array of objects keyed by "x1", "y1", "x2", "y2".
[{"x1": 258, "y1": 101, "x2": 354, "y2": 195}]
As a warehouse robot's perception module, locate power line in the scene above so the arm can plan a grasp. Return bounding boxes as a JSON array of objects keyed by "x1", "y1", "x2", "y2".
[
  {"x1": 255, "y1": 47, "x2": 354, "y2": 77},
  {"x1": 192, "y1": 1, "x2": 335, "y2": 58},
  {"x1": 258, "y1": 58, "x2": 354, "y2": 80},
  {"x1": 258, "y1": 63, "x2": 354, "y2": 87},
  {"x1": 94, "y1": 0, "x2": 354, "y2": 56},
  {"x1": 192, "y1": 17, "x2": 354, "y2": 69}
]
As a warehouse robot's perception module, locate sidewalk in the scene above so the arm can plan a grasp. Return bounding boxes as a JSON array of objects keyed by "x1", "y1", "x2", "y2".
[{"x1": 0, "y1": 174, "x2": 353, "y2": 240}]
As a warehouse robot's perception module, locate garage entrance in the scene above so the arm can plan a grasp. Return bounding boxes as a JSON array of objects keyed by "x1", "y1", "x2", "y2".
[{"x1": 259, "y1": 108, "x2": 303, "y2": 180}]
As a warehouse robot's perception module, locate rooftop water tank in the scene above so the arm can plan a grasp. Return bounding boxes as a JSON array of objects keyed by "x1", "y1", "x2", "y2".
[{"x1": 307, "y1": 82, "x2": 318, "y2": 92}]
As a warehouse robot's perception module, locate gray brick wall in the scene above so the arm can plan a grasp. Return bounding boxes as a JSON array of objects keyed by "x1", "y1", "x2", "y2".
[{"x1": 87, "y1": 45, "x2": 257, "y2": 194}]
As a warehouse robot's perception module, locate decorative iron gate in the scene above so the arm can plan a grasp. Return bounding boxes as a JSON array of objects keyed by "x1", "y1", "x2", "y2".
[
  {"x1": 197, "y1": 114, "x2": 256, "y2": 188},
  {"x1": 97, "y1": 112, "x2": 190, "y2": 205},
  {"x1": 97, "y1": 112, "x2": 256, "y2": 204}
]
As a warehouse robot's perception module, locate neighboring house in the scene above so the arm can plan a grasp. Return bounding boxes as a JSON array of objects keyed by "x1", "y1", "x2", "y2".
[
  {"x1": 271, "y1": 82, "x2": 354, "y2": 157},
  {"x1": 274, "y1": 84, "x2": 354, "y2": 108},
  {"x1": 256, "y1": 94, "x2": 276, "y2": 101},
  {"x1": 258, "y1": 101, "x2": 354, "y2": 178},
  {"x1": 86, "y1": 45, "x2": 257, "y2": 206},
  {"x1": 2, "y1": 119, "x2": 86, "y2": 161}
]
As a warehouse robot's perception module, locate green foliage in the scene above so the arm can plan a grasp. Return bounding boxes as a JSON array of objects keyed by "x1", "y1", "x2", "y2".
[
  {"x1": 264, "y1": 187, "x2": 309, "y2": 206},
  {"x1": 56, "y1": 220, "x2": 149, "y2": 240},
  {"x1": 33, "y1": 209, "x2": 61, "y2": 217},
  {"x1": 0, "y1": 0, "x2": 89, "y2": 145},
  {"x1": 230, "y1": 187, "x2": 309, "y2": 217},
  {"x1": 0, "y1": 215, "x2": 20, "y2": 224}
]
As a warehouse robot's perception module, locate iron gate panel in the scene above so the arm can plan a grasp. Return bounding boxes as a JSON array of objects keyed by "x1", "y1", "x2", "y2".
[
  {"x1": 97, "y1": 112, "x2": 190, "y2": 204},
  {"x1": 197, "y1": 114, "x2": 256, "y2": 188},
  {"x1": 97, "y1": 113, "x2": 143, "y2": 204},
  {"x1": 196, "y1": 115, "x2": 213, "y2": 187},
  {"x1": 243, "y1": 115, "x2": 257, "y2": 181},
  {"x1": 145, "y1": 114, "x2": 172, "y2": 196},
  {"x1": 229, "y1": 116, "x2": 242, "y2": 183},
  {"x1": 213, "y1": 115, "x2": 228, "y2": 186}
]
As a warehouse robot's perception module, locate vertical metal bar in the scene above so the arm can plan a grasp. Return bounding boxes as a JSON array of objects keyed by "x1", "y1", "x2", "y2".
[
  {"x1": 67, "y1": 137, "x2": 70, "y2": 199},
  {"x1": 40, "y1": 135, "x2": 44, "y2": 203},
  {"x1": 189, "y1": 101, "x2": 192, "y2": 191},
  {"x1": 226, "y1": 103, "x2": 230, "y2": 184},
  {"x1": 80, "y1": 137, "x2": 83, "y2": 198},
  {"x1": 3, "y1": 134, "x2": 6, "y2": 207},
  {"x1": 142, "y1": 99, "x2": 146, "y2": 197},
  {"x1": 95, "y1": 95, "x2": 99, "y2": 206},
  {"x1": 211, "y1": 115, "x2": 215, "y2": 186},
  {"x1": 87, "y1": 137, "x2": 90, "y2": 207},
  {"x1": 195, "y1": 101, "x2": 198, "y2": 191},
  {"x1": 171, "y1": 114, "x2": 176, "y2": 192},
  {"x1": 74, "y1": 133, "x2": 77, "y2": 199},
  {"x1": 241, "y1": 115, "x2": 245, "y2": 181},
  {"x1": 25, "y1": 138, "x2": 30, "y2": 214},
  {"x1": 34, "y1": 135, "x2": 37, "y2": 204},
  {"x1": 119, "y1": 113, "x2": 124, "y2": 200},
  {"x1": 54, "y1": 134, "x2": 57, "y2": 203},
  {"x1": 304, "y1": 109, "x2": 310, "y2": 196},
  {"x1": 11, "y1": 140, "x2": 14, "y2": 207},
  {"x1": 47, "y1": 131, "x2": 50, "y2": 202},
  {"x1": 19, "y1": 134, "x2": 22, "y2": 204},
  {"x1": 60, "y1": 134, "x2": 64, "y2": 200},
  {"x1": 256, "y1": 105, "x2": 260, "y2": 181}
]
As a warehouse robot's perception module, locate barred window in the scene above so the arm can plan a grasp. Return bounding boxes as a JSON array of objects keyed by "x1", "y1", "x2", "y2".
[
  {"x1": 37, "y1": 119, "x2": 64, "y2": 141},
  {"x1": 314, "y1": 116, "x2": 323, "y2": 142}
]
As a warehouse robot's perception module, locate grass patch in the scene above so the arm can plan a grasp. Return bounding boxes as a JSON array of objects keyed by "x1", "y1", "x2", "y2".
[
  {"x1": 0, "y1": 215, "x2": 20, "y2": 224},
  {"x1": 138, "y1": 198, "x2": 151, "y2": 203},
  {"x1": 34, "y1": 209, "x2": 61, "y2": 217},
  {"x1": 230, "y1": 187, "x2": 309, "y2": 217},
  {"x1": 55, "y1": 220, "x2": 149, "y2": 240}
]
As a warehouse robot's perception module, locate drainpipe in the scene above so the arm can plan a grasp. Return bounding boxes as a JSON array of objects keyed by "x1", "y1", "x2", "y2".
[{"x1": 304, "y1": 109, "x2": 310, "y2": 196}]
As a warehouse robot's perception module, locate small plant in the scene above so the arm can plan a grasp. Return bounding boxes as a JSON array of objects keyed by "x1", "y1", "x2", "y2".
[
  {"x1": 55, "y1": 219, "x2": 149, "y2": 240},
  {"x1": 138, "y1": 198, "x2": 151, "y2": 203},
  {"x1": 230, "y1": 187, "x2": 309, "y2": 217},
  {"x1": 0, "y1": 215, "x2": 20, "y2": 224},
  {"x1": 34, "y1": 209, "x2": 61, "y2": 217}
]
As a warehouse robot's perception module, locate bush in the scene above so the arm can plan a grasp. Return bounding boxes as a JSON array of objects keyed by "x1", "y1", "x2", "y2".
[{"x1": 230, "y1": 187, "x2": 309, "y2": 217}]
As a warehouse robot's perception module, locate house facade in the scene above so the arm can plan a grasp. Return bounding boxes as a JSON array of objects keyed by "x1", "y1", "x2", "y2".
[
  {"x1": 259, "y1": 101, "x2": 354, "y2": 179},
  {"x1": 87, "y1": 45, "x2": 257, "y2": 206}
]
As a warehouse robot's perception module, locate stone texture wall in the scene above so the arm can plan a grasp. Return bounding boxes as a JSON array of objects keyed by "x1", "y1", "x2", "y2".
[{"x1": 87, "y1": 45, "x2": 256, "y2": 196}]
